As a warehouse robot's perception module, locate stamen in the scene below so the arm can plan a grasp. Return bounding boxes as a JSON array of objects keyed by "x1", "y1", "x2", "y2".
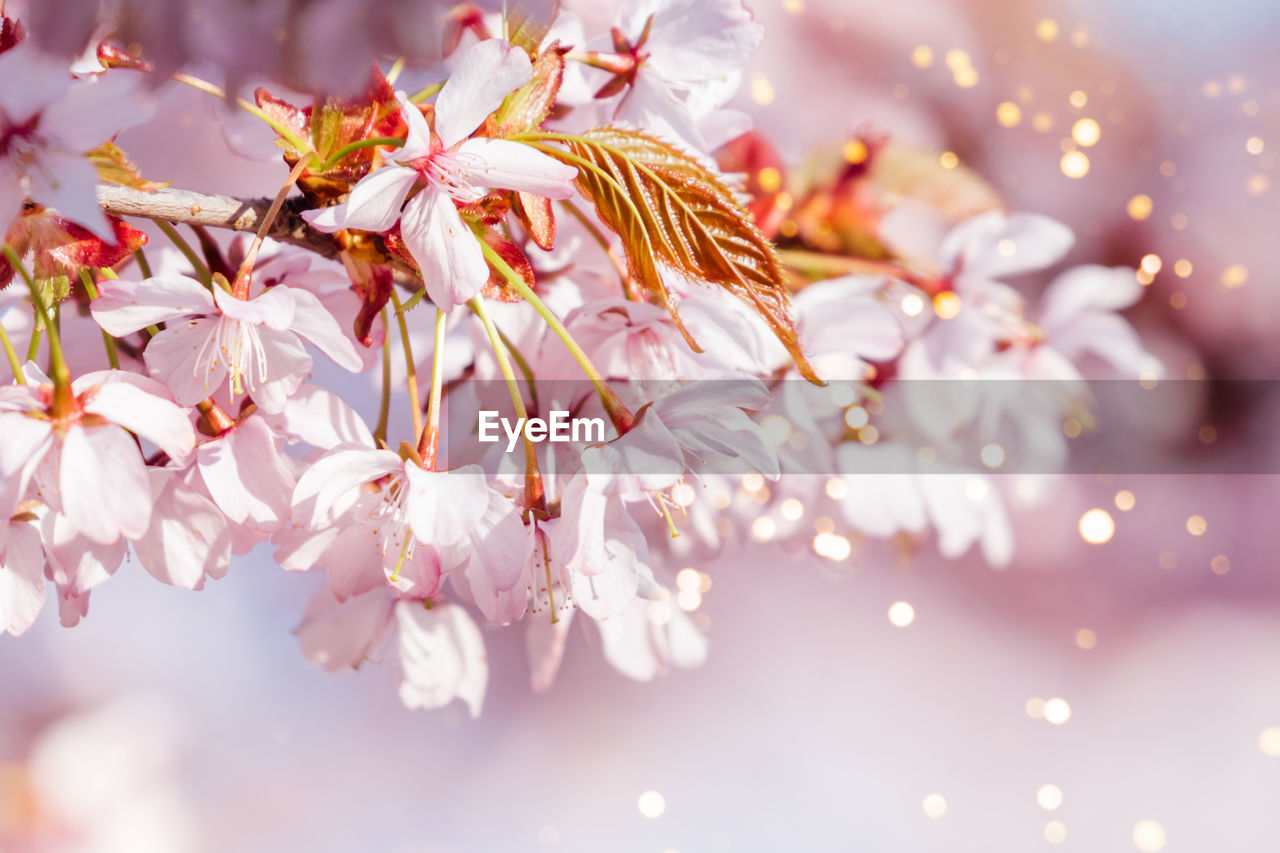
[
  {"x1": 537, "y1": 525, "x2": 559, "y2": 624},
  {"x1": 654, "y1": 490, "x2": 681, "y2": 539},
  {"x1": 388, "y1": 529, "x2": 412, "y2": 583}
]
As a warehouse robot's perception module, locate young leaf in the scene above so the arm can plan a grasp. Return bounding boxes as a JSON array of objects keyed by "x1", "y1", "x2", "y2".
[
  {"x1": 88, "y1": 142, "x2": 170, "y2": 191},
  {"x1": 494, "y1": 44, "x2": 567, "y2": 136},
  {"x1": 548, "y1": 127, "x2": 822, "y2": 383}
]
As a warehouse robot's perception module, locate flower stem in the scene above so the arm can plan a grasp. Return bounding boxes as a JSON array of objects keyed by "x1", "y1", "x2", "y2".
[
  {"x1": 537, "y1": 526, "x2": 558, "y2": 624},
  {"x1": 416, "y1": 307, "x2": 447, "y2": 468},
  {"x1": 477, "y1": 239, "x2": 634, "y2": 433},
  {"x1": 389, "y1": 288, "x2": 423, "y2": 443},
  {"x1": 173, "y1": 72, "x2": 314, "y2": 159},
  {"x1": 374, "y1": 306, "x2": 393, "y2": 446},
  {"x1": 232, "y1": 156, "x2": 311, "y2": 299},
  {"x1": 78, "y1": 270, "x2": 120, "y2": 370},
  {"x1": 385, "y1": 57, "x2": 406, "y2": 85},
  {"x1": 469, "y1": 294, "x2": 544, "y2": 510},
  {"x1": 320, "y1": 136, "x2": 405, "y2": 171},
  {"x1": 0, "y1": 321, "x2": 23, "y2": 384},
  {"x1": 24, "y1": 325, "x2": 41, "y2": 363},
  {"x1": 4, "y1": 245, "x2": 71, "y2": 412},
  {"x1": 133, "y1": 247, "x2": 153, "y2": 278},
  {"x1": 408, "y1": 80, "x2": 446, "y2": 103},
  {"x1": 155, "y1": 220, "x2": 212, "y2": 287}
]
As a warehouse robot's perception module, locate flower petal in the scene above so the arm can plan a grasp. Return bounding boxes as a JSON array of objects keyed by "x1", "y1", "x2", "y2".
[
  {"x1": 291, "y1": 447, "x2": 401, "y2": 527},
  {"x1": 434, "y1": 39, "x2": 532, "y2": 149},
  {"x1": 0, "y1": 413, "x2": 53, "y2": 517},
  {"x1": 142, "y1": 318, "x2": 226, "y2": 407},
  {"x1": 302, "y1": 166, "x2": 417, "y2": 234},
  {"x1": 81, "y1": 373, "x2": 195, "y2": 463},
  {"x1": 39, "y1": 508, "x2": 126, "y2": 596},
  {"x1": 1039, "y1": 265, "x2": 1144, "y2": 331},
  {"x1": 941, "y1": 211, "x2": 1075, "y2": 281},
  {"x1": 294, "y1": 586, "x2": 395, "y2": 672},
  {"x1": 247, "y1": 326, "x2": 312, "y2": 413},
  {"x1": 196, "y1": 417, "x2": 294, "y2": 530},
  {"x1": 27, "y1": 148, "x2": 114, "y2": 241},
  {"x1": 321, "y1": 524, "x2": 386, "y2": 601},
  {"x1": 59, "y1": 424, "x2": 151, "y2": 545},
  {"x1": 403, "y1": 463, "x2": 490, "y2": 547},
  {"x1": 454, "y1": 138, "x2": 578, "y2": 199},
  {"x1": 132, "y1": 469, "x2": 231, "y2": 590},
  {"x1": 213, "y1": 283, "x2": 296, "y2": 329},
  {"x1": 395, "y1": 96, "x2": 435, "y2": 161},
  {"x1": 261, "y1": 384, "x2": 374, "y2": 450},
  {"x1": 399, "y1": 190, "x2": 488, "y2": 310},
  {"x1": 90, "y1": 275, "x2": 215, "y2": 336},
  {"x1": 1, "y1": 521, "x2": 46, "y2": 636},
  {"x1": 395, "y1": 600, "x2": 488, "y2": 717},
  {"x1": 462, "y1": 491, "x2": 534, "y2": 624},
  {"x1": 282, "y1": 286, "x2": 365, "y2": 371}
]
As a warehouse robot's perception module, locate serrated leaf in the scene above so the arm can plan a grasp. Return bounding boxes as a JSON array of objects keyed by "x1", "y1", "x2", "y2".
[
  {"x1": 88, "y1": 142, "x2": 170, "y2": 190},
  {"x1": 554, "y1": 127, "x2": 822, "y2": 383}
]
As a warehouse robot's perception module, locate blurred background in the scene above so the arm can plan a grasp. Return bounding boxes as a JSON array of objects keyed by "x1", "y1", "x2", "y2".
[{"x1": 4, "y1": 1, "x2": 1280, "y2": 851}]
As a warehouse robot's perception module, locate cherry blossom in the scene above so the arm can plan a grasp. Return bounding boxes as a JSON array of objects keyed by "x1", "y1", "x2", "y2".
[
  {"x1": 0, "y1": 367, "x2": 194, "y2": 545},
  {"x1": 0, "y1": 0, "x2": 1177, "y2": 726},
  {"x1": 1033, "y1": 264, "x2": 1163, "y2": 378},
  {"x1": 282, "y1": 446, "x2": 492, "y2": 600},
  {"x1": 90, "y1": 274, "x2": 363, "y2": 412},
  {"x1": 304, "y1": 38, "x2": 578, "y2": 310},
  {"x1": 294, "y1": 587, "x2": 490, "y2": 717},
  {"x1": 582, "y1": 380, "x2": 778, "y2": 498},
  {"x1": 0, "y1": 41, "x2": 150, "y2": 239},
  {"x1": 600, "y1": 0, "x2": 763, "y2": 150},
  {"x1": 546, "y1": 473, "x2": 656, "y2": 620}
]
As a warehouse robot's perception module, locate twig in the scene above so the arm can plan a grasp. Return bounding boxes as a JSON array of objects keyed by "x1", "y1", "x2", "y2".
[{"x1": 96, "y1": 185, "x2": 341, "y2": 260}]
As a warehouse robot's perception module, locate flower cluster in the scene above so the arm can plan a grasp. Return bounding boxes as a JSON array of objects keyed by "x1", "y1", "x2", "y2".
[{"x1": 0, "y1": 1, "x2": 1158, "y2": 715}]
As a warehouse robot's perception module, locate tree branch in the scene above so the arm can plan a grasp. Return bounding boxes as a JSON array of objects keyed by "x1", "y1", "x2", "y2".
[{"x1": 96, "y1": 184, "x2": 341, "y2": 260}]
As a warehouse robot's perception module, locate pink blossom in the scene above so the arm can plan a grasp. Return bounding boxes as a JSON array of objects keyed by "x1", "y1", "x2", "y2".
[
  {"x1": 303, "y1": 38, "x2": 578, "y2": 309},
  {"x1": 0, "y1": 368, "x2": 194, "y2": 545},
  {"x1": 395, "y1": 600, "x2": 488, "y2": 716},
  {"x1": 582, "y1": 380, "x2": 779, "y2": 498},
  {"x1": 563, "y1": 298, "x2": 713, "y2": 380},
  {"x1": 130, "y1": 468, "x2": 232, "y2": 590},
  {"x1": 787, "y1": 276, "x2": 905, "y2": 380},
  {"x1": 545, "y1": 473, "x2": 655, "y2": 620},
  {"x1": 193, "y1": 415, "x2": 295, "y2": 536},
  {"x1": 91, "y1": 274, "x2": 363, "y2": 413},
  {"x1": 1034, "y1": 264, "x2": 1162, "y2": 378},
  {"x1": 0, "y1": 42, "x2": 151, "y2": 239},
  {"x1": 282, "y1": 446, "x2": 490, "y2": 600},
  {"x1": 837, "y1": 445, "x2": 1014, "y2": 567},
  {"x1": 38, "y1": 505, "x2": 126, "y2": 626},
  {"x1": 294, "y1": 587, "x2": 489, "y2": 716},
  {"x1": 607, "y1": 0, "x2": 763, "y2": 150},
  {"x1": 902, "y1": 211, "x2": 1076, "y2": 376}
]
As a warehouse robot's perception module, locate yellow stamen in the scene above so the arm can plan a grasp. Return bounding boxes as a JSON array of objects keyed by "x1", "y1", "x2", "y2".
[{"x1": 388, "y1": 532, "x2": 412, "y2": 583}]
